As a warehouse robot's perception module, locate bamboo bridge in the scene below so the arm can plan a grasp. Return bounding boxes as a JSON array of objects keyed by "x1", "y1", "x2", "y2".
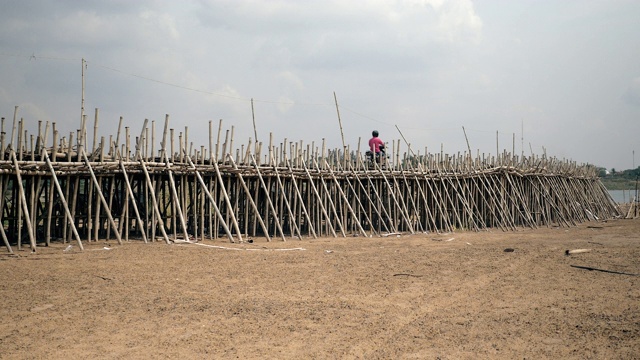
[{"x1": 0, "y1": 111, "x2": 620, "y2": 253}]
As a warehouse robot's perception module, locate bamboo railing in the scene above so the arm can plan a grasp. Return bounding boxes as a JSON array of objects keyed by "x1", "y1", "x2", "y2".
[{"x1": 0, "y1": 111, "x2": 621, "y2": 252}]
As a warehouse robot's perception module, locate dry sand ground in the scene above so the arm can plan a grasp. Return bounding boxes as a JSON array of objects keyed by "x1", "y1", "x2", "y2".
[{"x1": 0, "y1": 219, "x2": 638, "y2": 359}]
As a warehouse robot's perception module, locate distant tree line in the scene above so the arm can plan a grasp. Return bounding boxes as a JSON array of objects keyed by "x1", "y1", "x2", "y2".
[{"x1": 598, "y1": 166, "x2": 640, "y2": 190}]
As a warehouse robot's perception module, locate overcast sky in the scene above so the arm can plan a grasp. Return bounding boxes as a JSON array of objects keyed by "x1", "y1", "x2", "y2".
[{"x1": 1, "y1": 0, "x2": 639, "y2": 170}]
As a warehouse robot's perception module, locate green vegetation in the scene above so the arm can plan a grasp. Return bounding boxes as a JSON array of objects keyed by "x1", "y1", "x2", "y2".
[{"x1": 598, "y1": 166, "x2": 640, "y2": 190}]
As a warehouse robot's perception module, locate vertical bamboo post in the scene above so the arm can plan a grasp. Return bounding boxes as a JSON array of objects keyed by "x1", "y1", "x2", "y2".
[
  {"x1": 153, "y1": 120, "x2": 191, "y2": 241},
  {"x1": 80, "y1": 146, "x2": 122, "y2": 245},
  {"x1": 343, "y1": 159, "x2": 388, "y2": 235},
  {"x1": 251, "y1": 98, "x2": 259, "y2": 153},
  {"x1": 310, "y1": 158, "x2": 346, "y2": 237},
  {"x1": 1, "y1": 117, "x2": 5, "y2": 157},
  {"x1": 62, "y1": 131, "x2": 73, "y2": 242},
  {"x1": 301, "y1": 157, "x2": 337, "y2": 237},
  {"x1": 268, "y1": 151, "x2": 300, "y2": 238},
  {"x1": 187, "y1": 153, "x2": 238, "y2": 242},
  {"x1": 10, "y1": 150, "x2": 36, "y2": 251},
  {"x1": 138, "y1": 157, "x2": 170, "y2": 243},
  {"x1": 92, "y1": 108, "x2": 99, "y2": 156},
  {"x1": 87, "y1": 152, "x2": 94, "y2": 242},
  {"x1": 170, "y1": 128, "x2": 175, "y2": 163},
  {"x1": 356, "y1": 154, "x2": 397, "y2": 233},
  {"x1": 10, "y1": 106, "x2": 18, "y2": 151},
  {"x1": 283, "y1": 153, "x2": 317, "y2": 239},
  {"x1": 151, "y1": 120, "x2": 156, "y2": 161},
  {"x1": 370, "y1": 148, "x2": 414, "y2": 234},
  {"x1": 116, "y1": 152, "x2": 148, "y2": 243},
  {"x1": 230, "y1": 123, "x2": 238, "y2": 157},
  {"x1": 249, "y1": 154, "x2": 286, "y2": 241},
  {"x1": 323, "y1": 159, "x2": 367, "y2": 237},
  {"x1": 211, "y1": 156, "x2": 242, "y2": 242},
  {"x1": 41, "y1": 147, "x2": 84, "y2": 250},
  {"x1": 333, "y1": 92, "x2": 347, "y2": 167},
  {"x1": 45, "y1": 127, "x2": 58, "y2": 245}
]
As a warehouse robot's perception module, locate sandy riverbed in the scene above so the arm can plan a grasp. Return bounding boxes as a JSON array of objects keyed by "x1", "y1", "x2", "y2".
[{"x1": 1, "y1": 219, "x2": 638, "y2": 359}]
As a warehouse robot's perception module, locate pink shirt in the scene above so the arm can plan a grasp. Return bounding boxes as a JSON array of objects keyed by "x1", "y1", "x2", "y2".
[{"x1": 369, "y1": 137, "x2": 384, "y2": 153}]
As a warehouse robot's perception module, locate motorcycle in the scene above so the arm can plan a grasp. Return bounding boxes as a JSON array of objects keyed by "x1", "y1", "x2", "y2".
[{"x1": 365, "y1": 145, "x2": 387, "y2": 170}]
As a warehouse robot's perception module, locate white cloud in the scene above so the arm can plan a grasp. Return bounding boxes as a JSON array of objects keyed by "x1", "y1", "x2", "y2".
[
  {"x1": 140, "y1": 11, "x2": 180, "y2": 41},
  {"x1": 428, "y1": 0, "x2": 483, "y2": 43},
  {"x1": 276, "y1": 96, "x2": 295, "y2": 113}
]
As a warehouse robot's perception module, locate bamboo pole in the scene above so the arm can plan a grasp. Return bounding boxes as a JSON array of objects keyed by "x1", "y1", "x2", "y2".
[
  {"x1": 369, "y1": 151, "x2": 414, "y2": 234},
  {"x1": 211, "y1": 155, "x2": 242, "y2": 242},
  {"x1": 339, "y1": 159, "x2": 386, "y2": 235},
  {"x1": 41, "y1": 146, "x2": 84, "y2": 250},
  {"x1": 283, "y1": 153, "x2": 317, "y2": 239},
  {"x1": 250, "y1": 154, "x2": 286, "y2": 241},
  {"x1": 333, "y1": 92, "x2": 347, "y2": 168},
  {"x1": 1, "y1": 117, "x2": 5, "y2": 156},
  {"x1": 10, "y1": 150, "x2": 36, "y2": 251},
  {"x1": 264, "y1": 153, "x2": 302, "y2": 239},
  {"x1": 227, "y1": 155, "x2": 271, "y2": 241},
  {"x1": 301, "y1": 155, "x2": 336, "y2": 237},
  {"x1": 0, "y1": 219, "x2": 12, "y2": 253},
  {"x1": 116, "y1": 150, "x2": 148, "y2": 243},
  {"x1": 0, "y1": 161, "x2": 12, "y2": 253},
  {"x1": 313, "y1": 155, "x2": 346, "y2": 236},
  {"x1": 165, "y1": 158, "x2": 190, "y2": 240},
  {"x1": 79, "y1": 148, "x2": 122, "y2": 245},
  {"x1": 138, "y1": 156, "x2": 170, "y2": 243},
  {"x1": 323, "y1": 158, "x2": 367, "y2": 237},
  {"x1": 62, "y1": 131, "x2": 73, "y2": 242},
  {"x1": 355, "y1": 154, "x2": 396, "y2": 233}
]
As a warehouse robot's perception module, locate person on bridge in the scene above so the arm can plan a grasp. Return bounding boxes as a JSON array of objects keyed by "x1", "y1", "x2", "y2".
[{"x1": 369, "y1": 130, "x2": 384, "y2": 155}]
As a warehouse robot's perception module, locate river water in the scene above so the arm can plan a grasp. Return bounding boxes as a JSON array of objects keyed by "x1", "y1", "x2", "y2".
[{"x1": 608, "y1": 189, "x2": 639, "y2": 203}]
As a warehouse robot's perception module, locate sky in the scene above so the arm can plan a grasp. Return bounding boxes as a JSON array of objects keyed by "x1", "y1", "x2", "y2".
[{"x1": 1, "y1": 0, "x2": 639, "y2": 170}]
